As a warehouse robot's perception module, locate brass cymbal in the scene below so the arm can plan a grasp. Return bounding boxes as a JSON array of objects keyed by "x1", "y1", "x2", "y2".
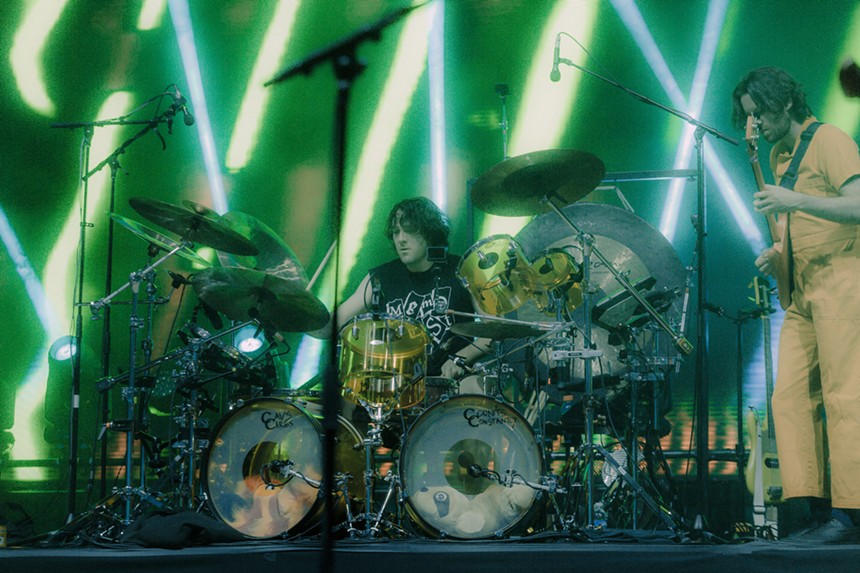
[
  {"x1": 471, "y1": 149, "x2": 605, "y2": 216},
  {"x1": 129, "y1": 197, "x2": 259, "y2": 256},
  {"x1": 191, "y1": 267, "x2": 329, "y2": 332},
  {"x1": 450, "y1": 321, "x2": 547, "y2": 340},
  {"x1": 110, "y1": 213, "x2": 211, "y2": 267},
  {"x1": 217, "y1": 211, "x2": 309, "y2": 285}
]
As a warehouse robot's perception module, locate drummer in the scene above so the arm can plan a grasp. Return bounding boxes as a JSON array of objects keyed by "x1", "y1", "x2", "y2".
[{"x1": 335, "y1": 197, "x2": 489, "y2": 379}]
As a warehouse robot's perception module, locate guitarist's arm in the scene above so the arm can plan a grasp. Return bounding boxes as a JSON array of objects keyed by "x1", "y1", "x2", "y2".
[{"x1": 754, "y1": 177, "x2": 860, "y2": 224}]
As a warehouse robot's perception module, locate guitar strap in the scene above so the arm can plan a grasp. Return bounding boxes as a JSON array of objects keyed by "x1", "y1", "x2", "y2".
[
  {"x1": 779, "y1": 121, "x2": 822, "y2": 191},
  {"x1": 774, "y1": 121, "x2": 823, "y2": 295}
]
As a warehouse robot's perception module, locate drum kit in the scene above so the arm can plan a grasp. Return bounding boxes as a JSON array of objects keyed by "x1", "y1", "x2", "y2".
[{"x1": 70, "y1": 147, "x2": 690, "y2": 544}]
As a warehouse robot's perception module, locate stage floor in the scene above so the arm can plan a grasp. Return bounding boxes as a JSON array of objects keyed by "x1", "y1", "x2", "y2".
[{"x1": 2, "y1": 531, "x2": 858, "y2": 573}]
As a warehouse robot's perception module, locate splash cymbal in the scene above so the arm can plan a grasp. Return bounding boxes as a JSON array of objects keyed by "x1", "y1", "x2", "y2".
[
  {"x1": 471, "y1": 149, "x2": 605, "y2": 216},
  {"x1": 129, "y1": 197, "x2": 259, "y2": 256},
  {"x1": 111, "y1": 213, "x2": 210, "y2": 267}
]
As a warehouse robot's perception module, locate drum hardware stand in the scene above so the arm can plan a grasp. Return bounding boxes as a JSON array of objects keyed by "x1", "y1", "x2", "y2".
[
  {"x1": 87, "y1": 241, "x2": 197, "y2": 526},
  {"x1": 555, "y1": 46, "x2": 740, "y2": 526},
  {"x1": 539, "y1": 197, "x2": 684, "y2": 535},
  {"x1": 340, "y1": 419, "x2": 408, "y2": 538}
]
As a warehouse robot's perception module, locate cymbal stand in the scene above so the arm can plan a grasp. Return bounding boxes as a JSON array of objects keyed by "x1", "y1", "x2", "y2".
[
  {"x1": 170, "y1": 338, "x2": 207, "y2": 510},
  {"x1": 88, "y1": 242, "x2": 189, "y2": 524},
  {"x1": 540, "y1": 197, "x2": 681, "y2": 535}
]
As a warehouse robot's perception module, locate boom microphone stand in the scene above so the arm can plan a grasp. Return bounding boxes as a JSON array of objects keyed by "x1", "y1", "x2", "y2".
[
  {"x1": 51, "y1": 88, "x2": 193, "y2": 517},
  {"x1": 553, "y1": 36, "x2": 738, "y2": 524},
  {"x1": 265, "y1": 1, "x2": 429, "y2": 563}
]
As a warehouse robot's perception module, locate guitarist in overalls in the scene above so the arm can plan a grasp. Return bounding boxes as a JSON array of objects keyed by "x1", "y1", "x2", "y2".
[{"x1": 731, "y1": 67, "x2": 860, "y2": 544}]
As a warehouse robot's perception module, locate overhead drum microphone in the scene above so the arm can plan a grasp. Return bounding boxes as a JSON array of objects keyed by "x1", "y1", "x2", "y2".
[
  {"x1": 550, "y1": 33, "x2": 562, "y2": 82},
  {"x1": 172, "y1": 87, "x2": 196, "y2": 126}
]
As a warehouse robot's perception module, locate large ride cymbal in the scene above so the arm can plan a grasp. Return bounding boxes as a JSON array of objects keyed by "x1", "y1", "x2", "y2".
[
  {"x1": 471, "y1": 149, "x2": 605, "y2": 216},
  {"x1": 129, "y1": 197, "x2": 259, "y2": 256},
  {"x1": 191, "y1": 267, "x2": 329, "y2": 332},
  {"x1": 110, "y1": 213, "x2": 211, "y2": 267}
]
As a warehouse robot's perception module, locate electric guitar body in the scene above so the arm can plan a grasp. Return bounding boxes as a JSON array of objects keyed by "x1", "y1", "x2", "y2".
[{"x1": 745, "y1": 277, "x2": 782, "y2": 534}]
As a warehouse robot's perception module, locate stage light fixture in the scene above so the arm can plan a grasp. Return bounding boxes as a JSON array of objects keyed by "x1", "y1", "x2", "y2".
[
  {"x1": 233, "y1": 325, "x2": 265, "y2": 356},
  {"x1": 49, "y1": 336, "x2": 77, "y2": 362}
]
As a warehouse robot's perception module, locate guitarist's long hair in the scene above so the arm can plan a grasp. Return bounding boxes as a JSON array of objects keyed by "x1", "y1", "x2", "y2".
[{"x1": 731, "y1": 67, "x2": 813, "y2": 130}]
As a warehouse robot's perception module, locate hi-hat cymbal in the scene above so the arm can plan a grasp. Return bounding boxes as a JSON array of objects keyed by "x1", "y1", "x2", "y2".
[
  {"x1": 111, "y1": 213, "x2": 211, "y2": 267},
  {"x1": 129, "y1": 197, "x2": 259, "y2": 256},
  {"x1": 191, "y1": 267, "x2": 329, "y2": 332},
  {"x1": 471, "y1": 149, "x2": 605, "y2": 216},
  {"x1": 450, "y1": 321, "x2": 547, "y2": 340}
]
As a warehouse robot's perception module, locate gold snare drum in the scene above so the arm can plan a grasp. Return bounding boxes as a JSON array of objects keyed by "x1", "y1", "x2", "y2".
[
  {"x1": 457, "y1": 235, "x2": 536, "y2": 316},
  {"x1": 338, "y1": 313, "x2": 429, "y2": 412}
]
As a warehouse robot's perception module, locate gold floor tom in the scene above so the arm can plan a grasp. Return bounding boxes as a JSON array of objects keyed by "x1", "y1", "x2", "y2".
[
  {"x1": 457, "y1": 235, "x2": 536, "y2": 316},
  {"x1": 338, "y1": 313, "x2": 429, "y2": 412}
]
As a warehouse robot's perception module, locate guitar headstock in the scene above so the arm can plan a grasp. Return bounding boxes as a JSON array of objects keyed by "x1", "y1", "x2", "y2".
[{"x1": 745, "y1": 114, "x2": 760, "y2": 157}]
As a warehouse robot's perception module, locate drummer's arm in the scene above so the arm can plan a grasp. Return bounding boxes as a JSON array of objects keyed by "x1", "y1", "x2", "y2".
[
  {"x1": 307, "y1": 274, "x2": 371, "y2": 339},
  {"x1": 439, "y1": 298, "x2": 493, "y2": 379},
  {"x1": 441, "y1": 337, "x2": 492, "y2": 379}
]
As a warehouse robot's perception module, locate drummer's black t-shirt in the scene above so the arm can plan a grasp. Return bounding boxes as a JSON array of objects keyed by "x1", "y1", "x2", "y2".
[{"x1": 370, "y1": 254, "x2": 474, "y2": 375}]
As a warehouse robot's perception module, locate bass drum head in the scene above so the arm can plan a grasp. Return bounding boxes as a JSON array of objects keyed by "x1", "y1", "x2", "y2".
[
  {"x1": 203, "y1": 398, "x2": 326, "y2": 539},
  {"x1": 400, "y1": 394, "x2": 543, "y2": 539}
]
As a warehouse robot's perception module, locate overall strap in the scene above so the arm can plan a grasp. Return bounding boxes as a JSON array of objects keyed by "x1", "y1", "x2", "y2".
[{"x1": 779, "y1": 121, "x2": 823, "y2": 191}]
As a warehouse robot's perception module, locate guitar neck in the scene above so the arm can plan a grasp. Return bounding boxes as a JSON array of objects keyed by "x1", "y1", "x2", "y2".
[{"x1": 748, "y1": 135, "x2": 782, "y2": 244}]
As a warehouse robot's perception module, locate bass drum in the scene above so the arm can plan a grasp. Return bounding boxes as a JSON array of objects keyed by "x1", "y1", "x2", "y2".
[
  {"x1": 400, "y1": 395, "x2": 543, "y2": 539},
  {"x1": 203, "y1": 398, "x2": 362, "y2": 539}
]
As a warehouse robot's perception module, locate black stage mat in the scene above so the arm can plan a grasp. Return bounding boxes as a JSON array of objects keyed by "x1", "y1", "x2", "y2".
[{"x1": 2, "y1": 532, "x2": 858, "y2": 573}]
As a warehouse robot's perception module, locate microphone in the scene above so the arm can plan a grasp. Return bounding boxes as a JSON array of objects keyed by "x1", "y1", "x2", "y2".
[
  {"x1": 467, "y1": 464, "x2": 487, "y2": 479},
  {"x1": 370, "y1": 274, "x2": 382, "y2": 315},
  {"x1": 550, "y1": 33, "x2": 561, "y2": 82},
  {"x1": 167, "y1": 270, "x2": 191, "y2": 288},
  {"x1": 448, "y1": 355, "x2": 476, "y2": 375},
  {"x1": 171, "y1": 88, "x2": 195, "y2": 127}
]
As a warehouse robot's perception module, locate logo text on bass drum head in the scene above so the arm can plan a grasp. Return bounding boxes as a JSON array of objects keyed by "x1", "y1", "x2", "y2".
[
  {"x1": 260, "y1": 409, "x2": 295, "y2": 430},
  {"x1": 463, "y1": 407, "x2": 515, "y2": 430}
]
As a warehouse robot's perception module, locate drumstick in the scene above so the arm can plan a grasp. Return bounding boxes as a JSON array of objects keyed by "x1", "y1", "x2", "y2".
[{"x1": 307, "y1": 239, "x2": 337, "y2": 291}]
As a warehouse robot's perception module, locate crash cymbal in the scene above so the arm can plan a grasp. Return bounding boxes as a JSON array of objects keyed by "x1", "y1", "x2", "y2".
[
  {"x1": 471, "y1": 149, "x2": 605, "y2": 216},
  {"x1": 110, "y1": 213, "x2": 211, "y2": 267},
  {"x1": 217, "y1": 211, "x2": 309, "y2": 285},
  {"x1": 191, "y1": 267, "x2": 329, "y2": 332},
  {"x1": 128, "y1": 197, "x2": 259, "y2": 256},
  {"x1": 451, "y1": 321, "x2": 547, "y2": 340}
]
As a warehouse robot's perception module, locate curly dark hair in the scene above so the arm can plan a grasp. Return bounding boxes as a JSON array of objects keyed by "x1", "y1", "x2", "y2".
[
  {"x1": 731, "y1": 67, "x2": 813, "y2": 130},
  {"x1": 384, "y1": 197, "x2": 450, "y2": 247}
]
